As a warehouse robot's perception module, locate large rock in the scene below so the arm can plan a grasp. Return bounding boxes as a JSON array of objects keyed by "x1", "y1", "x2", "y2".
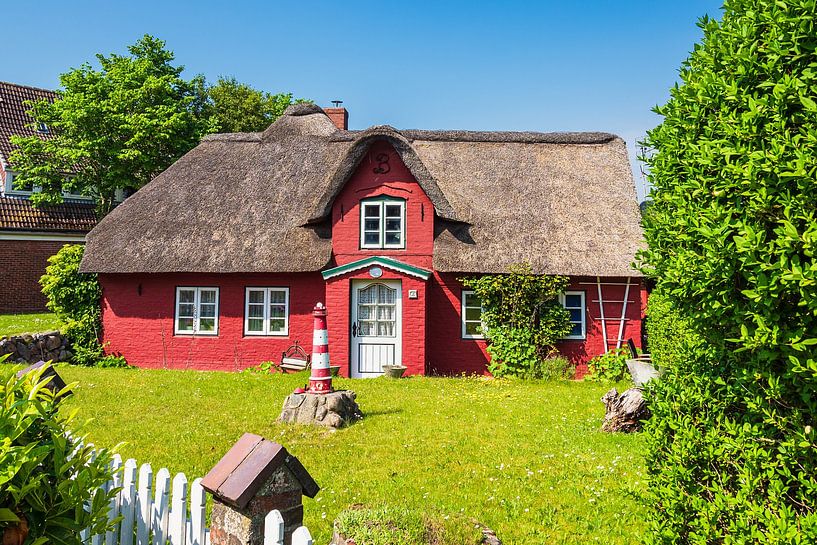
[
  {"x1": 601, "y1": 387, "x2": 650, "y2": 433},
  {"x1": 279, "y1": 391, "x2": 362, "y2": 429}
]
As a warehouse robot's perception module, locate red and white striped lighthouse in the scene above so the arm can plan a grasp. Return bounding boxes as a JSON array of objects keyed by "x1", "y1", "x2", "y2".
[{"x1": 308, "y1": 302, "x2": 333, "y2": 394}]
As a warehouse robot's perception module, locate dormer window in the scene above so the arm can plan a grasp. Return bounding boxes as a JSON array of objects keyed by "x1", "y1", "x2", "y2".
[
  {"x1": 360, "y1": 197, "x2": 405, "y2": 249},
  {"x1": 36, "y1": 122, "x2": 49, "y2": 133}
]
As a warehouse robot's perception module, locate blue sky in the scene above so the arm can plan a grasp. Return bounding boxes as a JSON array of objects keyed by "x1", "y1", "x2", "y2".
[{"x1": 4, "y1": 1, "x2": 723, "y2": 201}]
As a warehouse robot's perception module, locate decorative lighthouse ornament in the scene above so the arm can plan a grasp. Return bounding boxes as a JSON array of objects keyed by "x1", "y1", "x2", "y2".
[{"x1": 307, "y1": 302, "x2": 333, "y2": 394}]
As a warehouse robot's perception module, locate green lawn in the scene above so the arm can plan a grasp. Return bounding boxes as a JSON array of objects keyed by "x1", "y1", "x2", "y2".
[
  {"x1": 0, "y1": 312, "x2": 62, "y2": 337},
  {"x1": 55, "y1": 367, "x2": 644, "y2": 545}
]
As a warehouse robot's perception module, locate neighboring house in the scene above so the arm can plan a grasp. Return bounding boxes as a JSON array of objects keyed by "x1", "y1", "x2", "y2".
[
  {"x1": 80, "y1": 103, "x2": 645, "y2": 377},
  {"x1": 0, "y1": 82, "x2": 97, "y2": 313}
]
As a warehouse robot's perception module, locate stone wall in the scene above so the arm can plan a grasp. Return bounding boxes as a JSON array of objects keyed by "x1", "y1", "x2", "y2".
[{"x1": 0, "y1": 330, "x2": 71, "y2": 364}]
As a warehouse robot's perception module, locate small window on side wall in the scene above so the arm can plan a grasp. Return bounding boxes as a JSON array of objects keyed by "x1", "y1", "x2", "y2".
[
  {"x1": 461, "y1": 290, "x2": 485, "y2": 339},
  {"x1": 245, "y1": 287, "x2": 289, "y2": 336},
  {"x1": 360, "y1": 198, "x2": 405, "y2": 249},
  {"x1": 560, "y1": 291, "x2": 586, "y2": 339},
  {"x1": 175, "y1": 287, "x2": 219, "y2": 335}
]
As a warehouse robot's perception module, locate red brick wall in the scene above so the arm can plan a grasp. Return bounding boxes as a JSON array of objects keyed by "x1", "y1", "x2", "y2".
[
  {"x1": 0, "y1": 240, "x2": 72, "y2": 313},
  {"x1": 99, "y1": 272, "x2": 325, "y2": 370},
  {"x1": 331, "y1": 140, "x2": 434, "y2": 270}
]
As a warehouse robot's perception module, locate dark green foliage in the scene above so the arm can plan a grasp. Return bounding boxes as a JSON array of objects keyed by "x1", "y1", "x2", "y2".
[
  {"x1": 584, "y1": 348, "x2": 630, "y2": 382},
  {"x1": 40, "y1": 245, "x2": 127, "y2": 367},
  {"x1": 0, "y1": 363, "x2": 118, "y2": 543},
  {"x1": 639, "y1": 0, "x2": 817, "y2": 541},
  {"x1": 644, "y1": 291, "x2": 705, "y2": 371},
  {"x1": 462, "y1": 263, "x2": 572, "y2": 378},
  {"x1": 205, "y1": 77, "x2": 304, "y2": 133}
]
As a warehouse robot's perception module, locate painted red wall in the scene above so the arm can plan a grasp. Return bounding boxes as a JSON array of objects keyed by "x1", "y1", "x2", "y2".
[
  {"x1": 330, "y1": 140, "x2": 434, "y2": 270},
  {"x1": 99, "y1": 272, "x2": 325, "y2": 370},
  {"x1": 428, "y1": 274, "x2": 645, "y2": 378}
]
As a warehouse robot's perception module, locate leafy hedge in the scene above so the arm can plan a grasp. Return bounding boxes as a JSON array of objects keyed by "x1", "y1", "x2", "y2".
[
  {"x1": 40, "y1": 244, "x2": 126, "y2": 367},
  {"x1": 639, "y1": 0, "x2": 817, "y2": 542}
]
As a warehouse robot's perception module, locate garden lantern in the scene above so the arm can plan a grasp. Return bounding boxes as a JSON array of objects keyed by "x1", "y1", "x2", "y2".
[{"x1": 307, "y1": 302, "x2": 332, "y2": 394}]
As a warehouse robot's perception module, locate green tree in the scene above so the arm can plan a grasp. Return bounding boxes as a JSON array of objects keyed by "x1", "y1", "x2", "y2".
[
  {"x1": 639, "y1": 0, "x2": 817, "y2": 542},
  {"x1": 9, "y1": 35, "x2": 209, "y2": 215},
  {"x1": 206, "y1": 76, "x2": 301, "y2": 132}
]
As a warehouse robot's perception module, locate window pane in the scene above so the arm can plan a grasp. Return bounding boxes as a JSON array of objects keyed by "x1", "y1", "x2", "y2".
[
  {"x1": 359, "y1": 322, "x2": 374, "y2": 336},
  {"x1": 570, "y1": 323, "x2": 582, "y2": 336},
  {"x1": 465, "y1": 322, "x2": 482, "y2": 336},
  {"x1": 270, "y1": 319, "x2": 286, "y2": 333},
  {"x1": 364, "y1": 218, "x2": 380, "y2": 231},
  {"x1": 385, "y1": 218, "x2": 401, "y2": 231},
  {"x1": 199, "y1": 318, "x2": 215, "y2": 332},
  {"x1": 247, "y1": 318, "x2": 264, "y2": 332},
  {"x1": 385, "y1": 204, "x2": 401, "y2": 217},
  {"x1": 378, "y1": 306, "x2": 395, "y2": 320},
  {"x1": 200, "y1": 303, "x2": 216, "y2": 318},
  {"x1": 248, "y1": 304, "x2": 264, "y2": 318},
  {"x1": 178, "y1": 289, "x2": 195, "y2": 303},
  {"x1": 177, "y1": 318, "x2": 194, "y2": 332},
  {"x1": 364, "y1": 204, "x2": 380, "y2": 217},
  {"x1": 248, "y1": 290, "x2": 265, "y2": 304},
  {"x1": 200, "y1": 290, "x2": 216, "y2": 304},
  {"x1": 178, "y1": 303, "x2": 195, "y2": 318},
  {"x1": 569, "y1": 309, "x2": 582, "y2": 322},
  {"x1": 385, "y1": 232, "x2": 401, "y2": 245},
  {"x1": 464, "y1": 292, "x2": 480, "y2": 307},
  {"x1": 565, "y1": 294, "x2": 582, "y2": 308},
  {"x1": 379, "y1": 285, "x2": 396, "y2": 304},
  {"x1": 378, "y1": 322, "x2": 394, "y2": 336},
  {"x1": 269, "y1": 290, "x2": 286, "y2": 304},
  {"x1": 364, "y1": 232, "x2": 380, "y2": 245},
  {"x1": 270, "y1": 305, "x2": 286, "y2": 318},
  {"x1": 465, "y1": 307, "x2": 482, "y2": 321}
]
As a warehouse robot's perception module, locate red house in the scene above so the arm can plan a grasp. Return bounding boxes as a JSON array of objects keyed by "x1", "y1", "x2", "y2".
[{"x1": 80, "y1": 104, "x2": 645, "y2": 377}]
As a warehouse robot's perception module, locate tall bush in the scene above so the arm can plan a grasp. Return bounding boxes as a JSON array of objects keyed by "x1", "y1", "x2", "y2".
[
  {"x1": 40, "y1": 244, "x2": 125, "y2": 366},
  {"x1": 462, "y1": 263, "x2": 572, "y2": 378},
  {"x1": 0, "y1": 362, "x2": 118, "y2": 543},
  {"x1": 639, "y1": 0, "x2": 817, "y2": 541}
]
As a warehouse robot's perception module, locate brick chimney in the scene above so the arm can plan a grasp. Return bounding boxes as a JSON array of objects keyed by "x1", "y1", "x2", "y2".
[{"x1": 324, "y1": 105, "x2": 348, "y2": 131}]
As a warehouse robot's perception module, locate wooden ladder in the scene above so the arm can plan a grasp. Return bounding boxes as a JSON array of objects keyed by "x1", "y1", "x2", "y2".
[{"x1": 582, "y1": 277, "x2": 634, "y2": 352}]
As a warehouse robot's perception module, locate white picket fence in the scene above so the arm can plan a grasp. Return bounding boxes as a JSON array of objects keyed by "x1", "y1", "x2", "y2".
[{"x1": 82, "y1": 454, "x2": 314, "y2": 545}]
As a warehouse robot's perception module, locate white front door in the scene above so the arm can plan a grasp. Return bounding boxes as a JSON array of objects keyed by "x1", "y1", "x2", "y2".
[{"x1": 351, "y1": 279, "x2": 402, "y2": 378}]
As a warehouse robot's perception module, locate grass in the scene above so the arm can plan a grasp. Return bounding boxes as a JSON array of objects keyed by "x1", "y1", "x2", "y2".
[
  {"x1": 53, "y1": 367, "x2": 645, "y2": 545},
  {"x1": 0, "y1": 312, "x2": 62, "y2": 337}
]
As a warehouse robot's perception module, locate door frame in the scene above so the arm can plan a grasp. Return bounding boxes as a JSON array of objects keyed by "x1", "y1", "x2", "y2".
[{"x1": 350, "y1": 279, "x2": 402, "y2": 378}]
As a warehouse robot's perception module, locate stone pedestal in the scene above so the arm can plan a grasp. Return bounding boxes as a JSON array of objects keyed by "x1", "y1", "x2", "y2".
[{"x1": 279, "y1": 391, "x2": 362, "y2": 429}]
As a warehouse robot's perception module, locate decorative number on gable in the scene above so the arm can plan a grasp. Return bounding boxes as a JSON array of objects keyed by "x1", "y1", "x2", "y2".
[{"x1": 373, "y1": 153, "x2": 391, "y2": 174}]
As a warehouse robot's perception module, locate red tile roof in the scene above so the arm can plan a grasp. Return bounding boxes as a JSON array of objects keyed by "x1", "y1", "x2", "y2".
[
  {"x1": 0, "y1": 196, "x2": 96, "y2": 233},
  {"x1": 0, "y1": 81, "x2": 58, "y2": 165}
]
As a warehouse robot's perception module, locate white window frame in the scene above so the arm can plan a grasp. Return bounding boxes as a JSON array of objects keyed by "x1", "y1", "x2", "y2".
[
  {"x1": 461, "y1": 290, "x2": 485, "y2": 340},
  {"x1": 560, "y1": 291, "x2": 586, "y2": 340},
  {"x1": 3, "y1": 171, "x2": 34, "y2": 196},
  {"x1": 174, "y1": 287, "x2": 220, "y2": 336},
  {"x1": 360, "y1": 198, "x2": 406, "y2": 250},
  {"x1": 244, "y1": 287, "x2": 290, "y2": 336}
]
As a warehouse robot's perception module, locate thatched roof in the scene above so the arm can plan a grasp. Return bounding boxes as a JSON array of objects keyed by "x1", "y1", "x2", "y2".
[{"x1": 81, "y1": 105, "x2": 643, "y2": 276}]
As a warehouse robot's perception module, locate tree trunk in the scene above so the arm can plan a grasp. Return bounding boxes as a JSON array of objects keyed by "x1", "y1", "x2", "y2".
[{"x1": 601, "y1": 387, "x2": 650, "y2": 432}]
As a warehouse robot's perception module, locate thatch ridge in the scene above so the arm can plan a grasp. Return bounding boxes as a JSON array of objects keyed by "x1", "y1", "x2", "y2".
[{"x1": 330, "y1": 129, "x2": 617, "y2": 144}]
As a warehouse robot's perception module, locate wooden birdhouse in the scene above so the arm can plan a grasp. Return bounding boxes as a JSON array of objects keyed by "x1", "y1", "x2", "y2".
[{"x1": 202, "y1": 433, "x2": 319, "y2": 545}]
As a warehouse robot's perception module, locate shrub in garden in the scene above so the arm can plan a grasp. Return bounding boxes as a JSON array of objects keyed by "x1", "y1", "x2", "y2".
[
  {"x1": 462, "y1": 263, "x2": 572, "y2": 378},
  {"x1": 639, "y1": 0, "x2": 817, "y2": 541},
  {"x1": 40, "y1": 244, "x2": 127, "y2": 367},
  {"x1": 0, "y1": 361, "x2": 118, "y2": 544},
  {"x1": 584, "y1": 348, "x2": 629, "y2": 382}
]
